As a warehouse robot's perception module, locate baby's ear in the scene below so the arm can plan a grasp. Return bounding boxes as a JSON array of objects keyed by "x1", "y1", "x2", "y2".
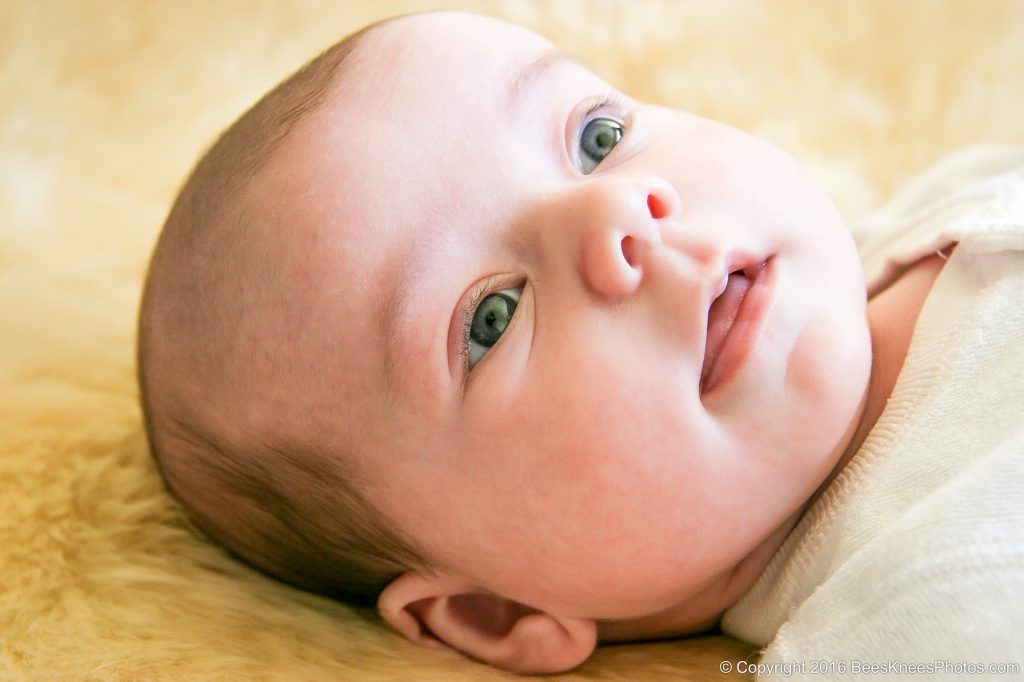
[{"x1": 377, "y1": 571, "x2": 597, "y2": 674}]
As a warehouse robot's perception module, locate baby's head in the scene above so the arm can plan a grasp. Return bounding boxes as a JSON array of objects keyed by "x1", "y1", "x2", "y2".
[{"x1": 138, "y1": 11, "x2": 872, "y2": 673}]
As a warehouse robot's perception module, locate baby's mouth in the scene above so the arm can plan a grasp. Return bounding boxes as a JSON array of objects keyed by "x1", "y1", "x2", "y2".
[
  {"x1": 700, "y1": 264, "x2": 760, "y2": 391},
  {"x1": 702, "y1": 273, "x2": 749, "y2": 382}
]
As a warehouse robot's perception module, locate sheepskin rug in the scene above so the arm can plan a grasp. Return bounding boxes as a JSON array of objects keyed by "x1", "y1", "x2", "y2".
[{"x1": 2, "y1": 1, "x2": 1022, "y2": 679}]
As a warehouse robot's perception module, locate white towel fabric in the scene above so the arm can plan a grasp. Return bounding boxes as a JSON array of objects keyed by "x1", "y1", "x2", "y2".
[{"x1": 720, "y1": 146, "x2": 1024, "y2": 681}]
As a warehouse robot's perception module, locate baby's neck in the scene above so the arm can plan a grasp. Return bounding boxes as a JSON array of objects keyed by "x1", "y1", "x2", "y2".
[{"x1": 597, "y1": 245, "x2": 954, "y2": 646}]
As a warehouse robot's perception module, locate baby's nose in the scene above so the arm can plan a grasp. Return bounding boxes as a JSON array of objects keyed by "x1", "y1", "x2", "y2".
[{"x1": 575, "y1": 176, "x2": 681, "y2": 300}]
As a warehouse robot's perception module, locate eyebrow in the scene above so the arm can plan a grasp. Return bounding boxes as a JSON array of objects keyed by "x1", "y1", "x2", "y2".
[
  {"x1": 380, "y1": 48, "x2": 575, "y2": 405},
  {"x1": 380, "y1": 229, "x2": 439, "y2": 406},
  {"x1": 505, "y1": 48, "x2": 575, "y2": 116}
]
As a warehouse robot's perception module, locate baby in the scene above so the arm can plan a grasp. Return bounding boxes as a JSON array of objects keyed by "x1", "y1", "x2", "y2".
[{"x1": 137, "y1": 10, "x2": 1024, "y2": 675}]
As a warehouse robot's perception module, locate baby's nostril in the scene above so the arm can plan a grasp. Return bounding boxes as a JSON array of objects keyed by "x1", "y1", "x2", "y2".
[
  {"x1": 621, "y1": 235, "x2": 638, "y2": 267},
  {"x1": 647, "y1": 193, "x2": 669, "y2": 220}
]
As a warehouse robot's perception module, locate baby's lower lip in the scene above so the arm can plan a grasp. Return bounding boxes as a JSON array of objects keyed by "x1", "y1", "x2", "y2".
[{"x1": 700, "y1": 257, "x2": 775, "y2": 395}]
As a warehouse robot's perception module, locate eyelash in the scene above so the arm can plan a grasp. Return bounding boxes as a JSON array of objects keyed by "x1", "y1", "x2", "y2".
[
  {"x1": 583, "y1": 89, "x2": 626, "y2": 122},
  {"x1": 456, "y1": 91, "x2": 628, "y2": 375},
  {"x1": 459, "y1": 275, "x2": 501, "y2": 370}
]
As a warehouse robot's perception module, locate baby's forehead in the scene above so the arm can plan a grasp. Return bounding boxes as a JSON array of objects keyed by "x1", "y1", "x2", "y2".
[
  {"x1": 336, "y1": 12, "x2": 555, "y2": 112},
  {"x1": 259, "y1": 13, "x2": 560, "y2": 256},
  {"x1": 358, "y1": 11, "x2": 554, "y2": 64}
]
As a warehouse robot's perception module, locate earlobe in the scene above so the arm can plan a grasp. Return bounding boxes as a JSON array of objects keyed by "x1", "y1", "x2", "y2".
[{"x1": 378, "y1": 572, "x2": 598, "y2": 674}]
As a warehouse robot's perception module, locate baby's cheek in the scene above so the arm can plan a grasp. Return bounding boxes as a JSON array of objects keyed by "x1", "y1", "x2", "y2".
[
  {"x1": 784, "y1": 302, "x2": 871, "y2": 440},
  {"x1": 786, "y1": 320, "x2": 839, "y2": 400}
]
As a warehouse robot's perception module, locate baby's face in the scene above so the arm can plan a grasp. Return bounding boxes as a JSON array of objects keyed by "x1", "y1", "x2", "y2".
[{"x1": 247, "y1": 12, "x2": 872, "y2": 619}]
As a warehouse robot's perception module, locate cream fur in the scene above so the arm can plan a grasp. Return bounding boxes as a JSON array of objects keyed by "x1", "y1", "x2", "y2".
[{"x1": 2, "y1": 1, "x2": 1022, "y2": 678}]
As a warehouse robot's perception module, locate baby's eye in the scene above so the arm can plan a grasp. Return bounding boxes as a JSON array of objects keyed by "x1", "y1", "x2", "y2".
[
  {"x1": 466, "y1": 287, "x2": 521, "y2": 370},
  {"x1": 579, "y1": 116, "x2": 624, "y2": 174}
]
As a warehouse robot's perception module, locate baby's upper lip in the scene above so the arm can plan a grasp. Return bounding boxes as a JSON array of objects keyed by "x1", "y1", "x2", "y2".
[
  {"x1": 708, "y1": 251, "x2": 766, "y2": 305},
  {"x1": 710, "y1": 271, "x2": 729, "y2": 302}
]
